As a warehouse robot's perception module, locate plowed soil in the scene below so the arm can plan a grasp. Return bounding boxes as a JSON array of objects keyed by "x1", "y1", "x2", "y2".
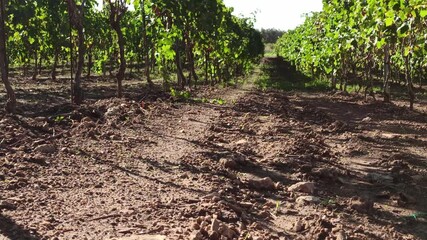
[{"x1": 1, "y1": 60, "x2": 427, "y2": 240}]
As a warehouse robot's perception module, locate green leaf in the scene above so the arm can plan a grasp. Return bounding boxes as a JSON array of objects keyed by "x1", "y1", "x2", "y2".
[
  {"x1": 385, "y1": 10, "x2": 395, "y2": 18},
  {"x1": 404, "y1": 46, "x2": 411, "y2": 57},
  {"x1": 385, "y1": 17, "x2": 394, "y2": 27},
  {"x1": 13, "y1": 32, "x2": 21, "y2": 41},
  {"x1": 397, "y1": 23, "x2": 410, "y2": 37},
  {"x1": 376, "y1": 38, "x2": 386, "y2": 49},
  {"x1": 420, "y1": 10, "x2": 427, "y2": 18},
  {"x1": 28, "y1": 36, "x2": 35, "y2": 45}
]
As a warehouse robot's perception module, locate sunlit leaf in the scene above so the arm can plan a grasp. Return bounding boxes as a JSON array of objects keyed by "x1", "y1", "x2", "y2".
[{"x1": 385, "y1": 17, "x2": 394, "y2": 27}]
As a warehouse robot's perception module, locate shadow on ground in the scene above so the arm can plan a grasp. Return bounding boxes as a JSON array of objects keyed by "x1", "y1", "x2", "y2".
[
  {"x1": 255, "y1": 57, "x2": 330, "y2": 92},
  {"x1": 0, "y1": 214, "x2": 40, "y2": 240}
]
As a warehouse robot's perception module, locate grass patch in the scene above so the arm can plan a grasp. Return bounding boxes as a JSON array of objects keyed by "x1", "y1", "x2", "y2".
[
  {"x1": 169, "y1": 87, "x2": 227, "y2": 105},
  {"x1": 255, "y1": 66, "x2": 331, "y2": 92},
  {"x1": 170, "y1": 87, "x2": 191, "y2": 100},
  {"x1": 304, "y1": 78, "x2": 331, "y2": 91},
  {"x1": 264, "y1": 51, "x2": 277, "y2": 58},
  {"x1": 254, "y1": 57, "x2": 334, "y2": 92},
  {"x1": 264, "y1": 43, "x2": 277, "y2": 57},
  {"x1": 334, "y1": 84, "x2": 381, "y2": 93}
]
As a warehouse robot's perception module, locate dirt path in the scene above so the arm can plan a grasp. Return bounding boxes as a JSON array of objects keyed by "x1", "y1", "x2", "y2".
[{"x1": 1, "y1": 67, "x2": 427, "y2": 239}]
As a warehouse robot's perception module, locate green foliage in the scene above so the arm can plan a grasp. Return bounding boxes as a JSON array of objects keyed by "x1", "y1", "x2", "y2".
[
  {"x1": 255, "y1": 58, "x2": 330, "y2": 92},
  {"x1": 408, "y1": 212, "x2": 427, "y2": 220},
  {"x1": 53, "y1": 115, "x2": 65, "y2": 122},
  {"x1": 210, "y1": 98, "x2": 226, "y2": 105},
  {"x1": 260, "y1": 28, "x2": 285, "y2": 43},
  {"x1": 304, "y1": 78, "x2": 331, "y2": 90},
  {"x1": 192, "y1": 97, "x2": 227, "y2": 105},
  {"x1": 169, "y1": 87, "x2": 191, "y2": 100},
  {"x1": 274, "y1": 200, "x2": 282, "y2": 214},
  {"x1": 276, "y1": 0, "x2": 427, "y2": 99},
  {"x1": 320, "y1": 198, "x2": 337, "y2": 207},
  {"x1": 169, "y1": 86, "x2": 227, "y2": 105},
  {"x1": 334, "y1": 84, "x2": 381, "y2": 94},
  {"x1": 243, "y1": 233, "x2": 252, "y2": 240},
  {"x1": 3, "y1": 0, "x2": 263, "y2": 88},
  {"x1": 264, "y1": 43, "x2": 276, "y2": 57},
  {"x1": 255, "y1": 73, "x2": 330, "y2": 92}
]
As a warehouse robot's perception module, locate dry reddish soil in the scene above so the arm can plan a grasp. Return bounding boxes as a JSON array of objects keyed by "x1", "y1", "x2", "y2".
[{"x1": 1, "y1": 67, "x2": 427, "y2": 240}]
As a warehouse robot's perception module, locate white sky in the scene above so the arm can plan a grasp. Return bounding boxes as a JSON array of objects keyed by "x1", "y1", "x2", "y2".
[
  {"x1": 223, "y1": 0, "x2": 323, "y2": 30},
  {"x1": 96, "y1": 0, "x2": 324, "y2": 31}
]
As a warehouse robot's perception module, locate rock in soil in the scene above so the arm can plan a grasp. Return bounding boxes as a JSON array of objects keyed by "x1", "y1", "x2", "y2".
[
  {"x1": 0, "y1": 234, "x2": 11, "y2": 240},
  {"x1": 34, "y1": 144, "x2": 56, "y2": 154},
  {"x1": 209, "y1": 231, "x2": 220, "y2": 240},
  {"x1": 336, "y1": 230, "x2": 347, "y2": 240},
  {"x1": 24, "y1": 154, "x2": 47, "y2": 165},
  {"x1": 0, "y1": 200, "x2": 17, "y2": 210},
  {"x1": 410, "y1": 175, "x2": 424, "y2": 182},
  {"x1": 79, "y1": 121, "x2": 96, "y2": 129},
  {"x1": 398, "y1": 192, "x2": 416, "y2": 204},
  {"x1": 190, "y1": 231, "x2": 204, "y2": 240},
  {"x1": 105, "y1": 106, "x2": 122, "y2": 117},
  {"x1": 361, "y1": 117, "x2": 372, "y2": 122},
  {"x1": 296, "y1": 195, "x2": 321, "y2": 205},
  {"x1": 219, "y1": 158, "x2": 238, "y2": 169},
  {"x1": 248, "y1": 177, "x2": 276, "y2": 190},
  {"x1": 192, "y1": 222, "x2": 201, "y2": 230},
  {"x1": 219, "y1": 223, "x2": 236, "y2": 238},
  {"x1": 288, "y1": 182, "x2": 315, "y2": 194},
  {"x1": 365, "y1": 172, "x2": 393, "y2": 184},
  {"x1": 294, "y1": 219, "x2": 305, "y2": 232},
  {"x1": 211, "y1": 218, "x2": 220, "y2": 232},
  {"x1": 81, "y1": 116, "x2": 93, "y2": 122},
  {"x1": 350, "y1": 198, "x2": 374, "y2": 213},
  {"x1": 110, "y1": 235, "x2": 167, "y2": 240},
  {"x1": 234, "y1": 139, "x2": 248, "y2": 145}
]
